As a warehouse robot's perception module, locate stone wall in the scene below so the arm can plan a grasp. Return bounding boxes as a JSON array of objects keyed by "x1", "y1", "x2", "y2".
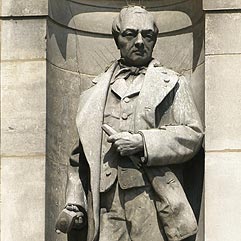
[
  {"x1": 203, "y1": 1, "x2": 241, "y2": 241},
  {"x1": 4, "y1": 1, "x2": 241, "y2": 241},
  {"x1": 0, "y1": 1, "x2": 47, "y2": 241}
]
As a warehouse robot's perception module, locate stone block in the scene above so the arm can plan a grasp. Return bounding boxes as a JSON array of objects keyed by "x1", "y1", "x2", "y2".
[
  {"x1": 1, "y1": 0, "x2": 47, "y2": 16},
  {"x1": 205, "y1": 152, "x2": 241, "y2": 241},
  {"x1": 203, "y1": 0, "x2": 241, "y2": 10},
  {"x1": 205, "y1": 55, "x2": 241, "y2": 151},
  {"x1": 1, "y1": 61, "x2": 46, "y2": 156},
  {"x1": 1, "y1": 19, "x2": 46, "y2": 61},
  {"x1": 1, "y1": 156, "x2": 45, "y2": 241},
  {"x1": 206, "y1": 13, "x2": 241, "y2": 55}
]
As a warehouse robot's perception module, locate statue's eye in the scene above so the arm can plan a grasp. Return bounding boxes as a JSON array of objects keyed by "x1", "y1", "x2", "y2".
[
  {"x1": 122, "y1": 30, "x2": 137, "y2": 38},
  {"x1": 142, "y1": 31, "x2": 154, "y2": 40}
]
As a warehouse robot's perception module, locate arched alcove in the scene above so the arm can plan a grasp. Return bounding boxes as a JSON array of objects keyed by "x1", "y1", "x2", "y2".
[{"x1": 46, "y1": 1, "x2": 204, "y2": 240}]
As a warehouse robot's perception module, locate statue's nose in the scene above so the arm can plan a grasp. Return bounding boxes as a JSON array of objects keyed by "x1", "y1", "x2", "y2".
[{"x1": 135, "y1": 33, "x2": 144, "y2": 48}]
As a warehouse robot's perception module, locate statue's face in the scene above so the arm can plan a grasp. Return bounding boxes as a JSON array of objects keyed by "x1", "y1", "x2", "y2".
[{"x1": 117, "y1": 13, "x2": 157, "y2": 67}]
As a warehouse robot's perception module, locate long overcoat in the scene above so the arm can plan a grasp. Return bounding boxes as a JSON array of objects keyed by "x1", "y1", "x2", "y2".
[{"x1": 66, "y1": 60, "x2": 203, "y2": 241}]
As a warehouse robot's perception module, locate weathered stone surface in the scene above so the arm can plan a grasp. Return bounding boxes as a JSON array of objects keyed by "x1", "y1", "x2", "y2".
[
  {"x1": 48, "y1": 19, "x2": 119, "y2": 75},
  {"x1": 1, "y1": 156, "x2": 45, "y2": 241},
  {"x1": 154, "y1": 32, "x2": 193, "y2": 72},
  {"x1": 203, "y1": 0, "x2": 241, "y2": 10},
  {"x1": 1, "y1": 61, "x2": 46, "y2": 156},
  {"x1": 49, "y1": 0, "x2": 202, "y2": 33},
  {"x1": 68, "y1": 9, "x2": 192, "y2": 35},
  {"x1": 48, "y1": 19, "x2": 204, "y2": 75},
  {"x1": 205, "y1": 55, "x2": 241, "y2": 151},
  {"x1": 205, "y1": 152, "x2": 241, "y2": 241},
  {"x1": 45, "y1": 160, "x2": 68, "y2": 241},
  {"x1": 47, "y1": 63, "x2": 86, "y2": 166},
  {"x1": 1, "y1": 19, "x2": 46, "y2": 61},
  {"x1": 206, "y1": 13, "x2": 241, "y2": 55},
  {"x1": 1, "y1": 0, "x2": 47, "y2": 16}
]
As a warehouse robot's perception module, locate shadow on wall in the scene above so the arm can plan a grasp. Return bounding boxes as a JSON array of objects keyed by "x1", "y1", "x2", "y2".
[{"x1": 46, "y1": 1, "x2": 204, "y2": 241}]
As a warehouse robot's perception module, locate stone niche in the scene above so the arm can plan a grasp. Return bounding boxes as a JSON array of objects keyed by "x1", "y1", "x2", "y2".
[{"x1": 46, "y1": 0, "x2": 204, "y2": 240}]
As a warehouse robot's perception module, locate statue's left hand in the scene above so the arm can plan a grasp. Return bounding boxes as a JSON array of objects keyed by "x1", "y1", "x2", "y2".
[
  {"x1": 107, "y1": 132, "x2": 144, "y2": 156},
  {"x1": 65, "y1": 204, "x2": 86, "y2": 229}
]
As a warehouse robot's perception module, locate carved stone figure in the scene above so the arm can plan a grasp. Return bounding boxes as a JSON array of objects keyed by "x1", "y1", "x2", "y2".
[{"x1": 58, "y1": 6, "x2": 203, "y2": 241}]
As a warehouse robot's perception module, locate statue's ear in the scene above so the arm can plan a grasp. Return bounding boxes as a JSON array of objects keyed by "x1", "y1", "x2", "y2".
[
  {"x1": 114, "y1": 40, "x2": 120, "y2": 49},
  {"x1": 113, "y1": 35, "x2": 120, "y2": 49}
]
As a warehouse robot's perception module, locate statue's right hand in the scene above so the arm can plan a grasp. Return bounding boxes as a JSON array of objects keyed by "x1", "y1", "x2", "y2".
[{"x1": 65, "y1": 204, "x2": 86, "y2": 229}]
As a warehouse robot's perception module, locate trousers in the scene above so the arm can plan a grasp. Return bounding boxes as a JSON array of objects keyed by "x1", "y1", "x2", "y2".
[{"x1": 99, "y1": 182, "x2": 167, "y2": 241}]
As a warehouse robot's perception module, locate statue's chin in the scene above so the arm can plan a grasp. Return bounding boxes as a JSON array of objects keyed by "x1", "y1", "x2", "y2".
[{"x1": 124, "y1": 56, "x2": 152, "y2": 67}]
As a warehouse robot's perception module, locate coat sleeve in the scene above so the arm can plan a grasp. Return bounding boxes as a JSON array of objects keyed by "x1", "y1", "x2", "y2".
[
  {"x1": 65, "y1": 139, "x2": 88, "y2": 212},
  {"x1": 139, "y1": 76, "x2": 204, "y2": 166}
]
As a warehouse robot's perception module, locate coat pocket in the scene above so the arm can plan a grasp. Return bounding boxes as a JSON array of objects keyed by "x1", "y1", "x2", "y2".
[{"x1": 145, "y1": 167, "x2": 198, "y2": 241}]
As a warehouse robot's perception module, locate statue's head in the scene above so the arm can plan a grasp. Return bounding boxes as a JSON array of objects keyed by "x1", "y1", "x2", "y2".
[{"x1": 112, "y1": 6, "x2": 159, "y2": 67}]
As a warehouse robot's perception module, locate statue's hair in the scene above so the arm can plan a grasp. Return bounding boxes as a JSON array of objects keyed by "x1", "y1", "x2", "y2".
[{"x1": 112, "y1": 6, "x2": 159, "y2": 47}]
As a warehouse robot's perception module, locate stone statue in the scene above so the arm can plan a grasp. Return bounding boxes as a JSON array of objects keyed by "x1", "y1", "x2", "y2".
[{"x1": 57, "y1": 6, "x2": 203, "y2": 241}]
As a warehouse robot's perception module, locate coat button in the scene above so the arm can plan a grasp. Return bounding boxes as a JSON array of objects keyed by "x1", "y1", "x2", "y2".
[
  {"x1": 123, "y1": 97, "x2": 130, "y2": 103},
  {"x1": 122, "y1": 113, "x2": 128, "y2": 120}
]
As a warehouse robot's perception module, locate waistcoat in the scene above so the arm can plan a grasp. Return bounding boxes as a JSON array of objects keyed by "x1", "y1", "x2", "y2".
[{"x1": 100, "y1": 67, "x2": 149, "y2": 192}]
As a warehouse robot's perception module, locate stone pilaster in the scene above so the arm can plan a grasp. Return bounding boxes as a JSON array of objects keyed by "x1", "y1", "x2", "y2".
[
  {"x1": 204, "y1": 1, "x2": 241, "y2": 240},
  {"x1": 0, "y1": 1, "x2": 47, "y2": 241}
]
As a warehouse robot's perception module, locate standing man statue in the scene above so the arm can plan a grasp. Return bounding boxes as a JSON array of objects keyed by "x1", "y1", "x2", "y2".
[{"x1": 57, "y1": 6, "x2": 203, "y2": 241}]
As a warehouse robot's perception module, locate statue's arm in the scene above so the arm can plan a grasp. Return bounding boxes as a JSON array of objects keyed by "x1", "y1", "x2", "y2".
[
  {"x1": 139, "y1": 76, "x2": 204, "y2": 166},
  {"x1": 65, "y1": 140, "x2": 88, "y2": 213}
]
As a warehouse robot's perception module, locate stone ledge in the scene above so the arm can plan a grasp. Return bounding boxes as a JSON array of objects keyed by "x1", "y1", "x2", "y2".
[
  {"x1": 1, "y1": 0, "x2": 47, "y2": 17},
  {"x1": 203, "y1": 0, "x2": 241, "y2": 10}
]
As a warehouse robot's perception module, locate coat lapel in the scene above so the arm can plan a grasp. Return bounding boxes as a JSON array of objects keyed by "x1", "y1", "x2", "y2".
[
  {"x1": 76, "y1": 62, "x2": 118, "y2": 239},
  {"x1": 135, "y1": 61, "x2": 179, "y2": 131}
]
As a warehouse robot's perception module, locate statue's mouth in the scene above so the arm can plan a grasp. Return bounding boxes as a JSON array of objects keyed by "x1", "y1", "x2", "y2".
[{"x1": 133, "y1": 50, "x2": 145, "y2": 56}]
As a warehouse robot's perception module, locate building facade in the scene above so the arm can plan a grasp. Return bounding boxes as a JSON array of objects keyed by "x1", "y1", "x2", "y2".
[{"x1": 1, "y1": 0, "x2": 241, "y2": 241}]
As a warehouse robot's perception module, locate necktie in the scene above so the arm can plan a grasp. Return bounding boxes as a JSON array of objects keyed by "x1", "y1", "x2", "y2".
[{"x1": 115, "y1": 63, "x2": 147, "y2": 80}]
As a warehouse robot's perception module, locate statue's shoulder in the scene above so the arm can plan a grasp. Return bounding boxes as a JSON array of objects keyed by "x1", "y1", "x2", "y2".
[
  {"x1": 104, "y1": 60, "x2": 117, "y2": 72},
  {"x1": 150, "y1": 61, "x2": 183, "y2": 85},
  {"x1": 91, "y1": 60, "x2": 117, "y2": 85},
  {"x1": 151, "y1": 61, "x2": 182, "y2": 77}
]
